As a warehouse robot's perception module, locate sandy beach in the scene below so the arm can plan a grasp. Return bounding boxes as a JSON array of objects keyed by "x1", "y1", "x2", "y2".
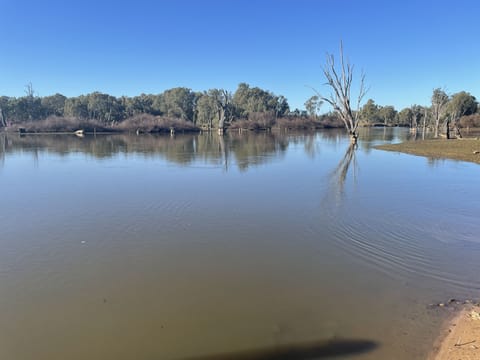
[{"x1": 430, "y1": 305, "x2": 480, "y2": 360}]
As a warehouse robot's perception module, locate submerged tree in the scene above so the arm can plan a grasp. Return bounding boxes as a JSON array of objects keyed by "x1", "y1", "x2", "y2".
[{"x1": 317, "y1": 42, "x2": 367, "y2": 144}]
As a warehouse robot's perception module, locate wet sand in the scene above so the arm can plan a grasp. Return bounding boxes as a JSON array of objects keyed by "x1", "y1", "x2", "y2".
[{"x1": 430, "y1": 305, "x2": 480, "y2": 359}]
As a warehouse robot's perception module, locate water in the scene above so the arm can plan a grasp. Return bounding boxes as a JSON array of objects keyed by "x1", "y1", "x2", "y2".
[{"x1": 0, "y1": 128, "x2": 479, "y2": 359}]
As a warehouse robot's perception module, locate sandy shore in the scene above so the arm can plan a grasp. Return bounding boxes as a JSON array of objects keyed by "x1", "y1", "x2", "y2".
[{"x1": 430, "y1": 305, "x2": 480, "y2": 359}]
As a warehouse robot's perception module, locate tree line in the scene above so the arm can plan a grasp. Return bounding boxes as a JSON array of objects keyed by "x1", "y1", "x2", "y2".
[
  {"x1": 0, "y1": 83, "x2": 324, "y2": 131},
  {"x1": 356, "y1": 89, "x2": 478, "y2": 138},
  {"x1": 1, "y1": 82, "x2": 478, "y2": 137},
  {"x1": 305, "y1": 89, "x2": 478, "y2": 131}
]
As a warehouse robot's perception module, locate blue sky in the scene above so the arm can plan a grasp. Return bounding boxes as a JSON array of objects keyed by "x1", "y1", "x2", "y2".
[{"x1": 1, "y1": 0, "x2": 479, "y2": 111}]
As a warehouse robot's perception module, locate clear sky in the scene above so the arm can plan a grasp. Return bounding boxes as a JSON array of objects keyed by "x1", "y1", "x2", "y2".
[{"x1": 1, "y1": 0, "x2": 479, "y2": 111}]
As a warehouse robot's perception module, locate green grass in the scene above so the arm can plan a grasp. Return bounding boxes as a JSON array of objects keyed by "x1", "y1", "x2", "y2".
[{"x1": 375, "y1": 139, "x2": 480, "y2": 164}]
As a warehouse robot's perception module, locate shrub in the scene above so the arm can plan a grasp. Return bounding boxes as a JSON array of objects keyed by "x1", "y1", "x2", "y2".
[{"x1": 116, "y1": 114, "x2": 199, "y2": 133}]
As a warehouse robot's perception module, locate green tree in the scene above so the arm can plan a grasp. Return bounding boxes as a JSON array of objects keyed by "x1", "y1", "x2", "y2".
[
  {"x1": 64, "y1": 96, "x2": 89, "y2": 118},
  {"x1": 274, "y1": 95, "x2": 290, "y2": 118},
  {"x1": 378, "y1": 105, "x2": 397, "y2": 126},
  {"x1": 196, "y1": 92, "x2": 217, "y2": 129},
  {"x1": 232, "y1": 83, "x2": 288, "y2": 119},
  {"x1": 0, "y1": 96, "x2": 12, "y2": 126},
  {"x1": 10, "y1": 83, "x2": 44, "y2": 122},
  {"x1": 398, "y1": 108, "x2": 413, "y2": 127},
  {"x1": 447, "y1": 91, "x2": 477, "y2": 119},
  {"x1": 41, "y1": 93, "x2": 67, "y2": 117},
  {"x1": 431, "y1": 88, "x2": 449, "y2": 138},
  {"x1": 122, "y1": 94, "x2": 155, "y2": 117},
  {"x1": 446, "y1": 91, "x2": 477, "y2": 138},
  {"x1": 160, "y1": 87, "x2": 195, "y2": 121},
  {"x1": 11, "y1": 96, "x2": 43, "y2": 122},
  {"x1": 304, "y1": 95, "x2": 323, "y2": 118},
  {"x1": 410, "y1": 105, "x2": 424, "y2": 129},
  {"x1": 359, "y1": 99, "x2": 380, "y2": 125},
  {"x1": 210, "y1": 89, "x2": 233, "y2": 131}
]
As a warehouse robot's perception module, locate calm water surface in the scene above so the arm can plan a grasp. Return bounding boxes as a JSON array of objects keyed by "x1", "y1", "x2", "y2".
[{"x1": 1, "y1": 129, "x2": 479, "y2": 360}]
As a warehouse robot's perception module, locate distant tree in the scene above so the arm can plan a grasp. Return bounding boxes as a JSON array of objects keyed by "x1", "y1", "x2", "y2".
[
  {"x1": 378, "y1": 105, "x2": 397, "y2": 126},
  {"x1": 431, "y1": 88, "x2": 449, "y2": 138},
  {"x1": 410, "y1": 105, "x2": 424, "y2": 129},
  {"x1": 316, "y1": 42, "x2": 367, "y2": 143},
  {"x1": 10, "y1": 83, "x2": 44, "y2": 121},
  {"x1": 398, "y1": 108, "x2": 413, "y2": 127},
  {"x1": 149, "y1": 94, "x2": 164, "y2": 116},
  {"x1": 359, "y1": 99, "x2": 380, "y2": 125},
  {"x1": 64, "y1": 96, "x2": 89, "y2": 119},
  {"x1": 25, "y1": 82, "x2": 35, "y2": 98},
  {"x1": 0, "y1": 96, "x2": 11, "y2": 126},
  {"x1": 41, "y1": 93, "x2": 67, "y2": 117},
  {"x1": 196, "y1": 89, "x2": 234, "y2": 132},
  {"x1": 196, "y1": 92, "x2": 217, "y2": 129},
  {"x1": 211, "y1": 89, "x2": 233, "y2": 132},
  {"x1": 122, "y1": 94, "x2": 155, "y2": 117},
  {"x1": 12, "y1": 97, "x2": 43, "y2": 122},
  {"x1": 232, "y1": 83, "x2": 288, "y2": 120},
  {"x1": 0, "y1": 106, "x2": 5, "y2": 127},
  {"x1": 160, "y1": 87, "x2": 195, "y2": 121},
  {"x1": 446, "y1": 91, "x2": 477, "y2": 137},
  {"x1": 273, "y1": 95, "x2": 290, "y2": 118},
  {"x1": 84, "y1": 92, "x2": 124, "y2": 123},
  {"x1": 232, "y1": 83, "x2": 250, "y2": 118},
  {"x1": 304, "y1": 95, "x2": 323, "y2": 118}
]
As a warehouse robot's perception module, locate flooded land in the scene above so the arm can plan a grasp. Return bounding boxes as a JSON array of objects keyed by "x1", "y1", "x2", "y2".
[{"x1": 1, "y1": 128, "x2": 479, "y2": 360}]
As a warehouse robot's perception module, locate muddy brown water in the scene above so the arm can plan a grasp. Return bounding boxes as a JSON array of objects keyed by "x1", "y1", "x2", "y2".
[{"x1": 0, "y1": 128, "x2": 479, "y2": 359}]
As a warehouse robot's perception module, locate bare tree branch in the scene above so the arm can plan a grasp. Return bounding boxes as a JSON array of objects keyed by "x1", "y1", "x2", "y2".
[{"x1": 315, "y1": 42, "x2": 367, "y2": 143}]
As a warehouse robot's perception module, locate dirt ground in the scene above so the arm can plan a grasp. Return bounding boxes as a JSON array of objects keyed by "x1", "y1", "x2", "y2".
[{"x1": 430, "y1": 305, "x2": 480, "y2": 360}]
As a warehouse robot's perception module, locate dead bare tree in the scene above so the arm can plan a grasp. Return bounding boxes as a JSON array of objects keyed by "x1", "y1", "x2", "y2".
[{"x1": 316, "y1": 42, "x2": 367, "y2": 144}]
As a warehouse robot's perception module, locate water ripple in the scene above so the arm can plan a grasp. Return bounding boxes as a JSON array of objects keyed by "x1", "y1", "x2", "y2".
[{"x1": 319, "y1": 204, "x2": 480, "y2": 294}]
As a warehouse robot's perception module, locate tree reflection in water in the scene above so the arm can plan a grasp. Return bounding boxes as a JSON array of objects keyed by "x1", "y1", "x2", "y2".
[
  {"x1": 331, "y1": 143, "x2": 358, "y2": 198},
  {"x1": 0, "y1": 132, "x2": 292, "y2": 171}
]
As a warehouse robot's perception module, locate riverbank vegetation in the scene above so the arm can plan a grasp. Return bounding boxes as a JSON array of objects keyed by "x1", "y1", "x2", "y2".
[
  {"x1": 0, "y1": 81, "x2": 478, "y2": 139},
  {"x1": 0, "y1": 83, "x2": 343, "y2": 134}
]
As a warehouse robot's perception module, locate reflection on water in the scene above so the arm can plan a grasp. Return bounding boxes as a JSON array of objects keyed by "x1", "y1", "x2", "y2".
[
  {"x1": 330, "y1": 143, "x2": 358, "y2": 198},
  {"x1": 0, "y1": 128, "x2": 479, "y2": 360},
  {"x1": 0, "y1": 131, "x2": 291, "y2": 171},
  {"x1": 0, "y1": 127, "x2": 415, "y2": 170}
]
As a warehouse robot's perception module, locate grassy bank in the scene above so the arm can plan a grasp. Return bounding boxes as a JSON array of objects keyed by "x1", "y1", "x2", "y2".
[{"x1": 376, "y1": 138, "x2": 480, "y2": 164}]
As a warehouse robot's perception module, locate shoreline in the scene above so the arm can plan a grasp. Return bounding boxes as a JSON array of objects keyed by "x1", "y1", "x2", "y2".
[
  {"x1": 429, "y1": 304, "x2": 480, "y2": 359},
  {"x1": 375, "y1": 139, "x2": 480, "y2": 165}
]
